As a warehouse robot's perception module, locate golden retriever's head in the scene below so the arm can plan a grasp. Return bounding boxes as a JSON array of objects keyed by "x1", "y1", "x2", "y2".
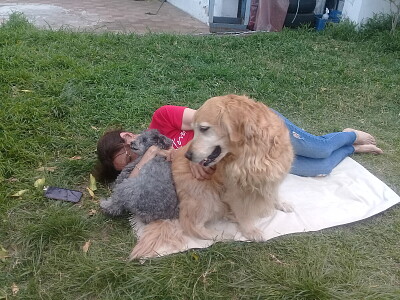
[
  {"x1": 185, "y1": 94, "x2": 293, "y2": 170},
  {"x1": 186, "y1": 94, "x2": 293, "y2": 185},
  {"x1": 185, "y1": 94, "x2": 273, "y2": 166},
  {"x1": 184, "y1": 96, "x2": 231, "y2": 166}
]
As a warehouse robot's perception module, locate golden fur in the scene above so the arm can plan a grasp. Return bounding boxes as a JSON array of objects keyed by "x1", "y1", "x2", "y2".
[
  {"x1": 129, "y1": 94, "x2": 294, "y2": 259},
  {"x1": 128, "y1": 219, "x2": 185, "y2": 259}
]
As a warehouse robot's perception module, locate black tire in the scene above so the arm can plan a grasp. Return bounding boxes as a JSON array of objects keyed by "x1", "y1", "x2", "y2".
[
  {"x1": 287, "y1": 0, "x2": 317, "y2": 14},
  {"x1": 325, "y1": 0, "x2": 339, "y2": 10},
  {"x1": 284, "y1": 13, "x2": 316, "y2": 28}
]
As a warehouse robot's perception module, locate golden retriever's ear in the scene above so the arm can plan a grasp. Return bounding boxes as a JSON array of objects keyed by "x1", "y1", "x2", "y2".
[
  {"x1": 220, "y1": 109, "x2": 243, "y2": 143},
  {"x1": 219, "y1": 101, "x2": 260, "y2": 143},
  {"x1": 268, "y1": 135, "x2": 281, "y2": 159},
  {"x1": 243, "y1": 122, "x2": 259, "y2": 141}
]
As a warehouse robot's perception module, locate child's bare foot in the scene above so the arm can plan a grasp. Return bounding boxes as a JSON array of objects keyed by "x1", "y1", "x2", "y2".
[
  {"x1": 343, "y1": 128, "x2": 376, "y2": 145},
  {"x1": 353, "y1": 144, "x2": 383, "y2": 154}
]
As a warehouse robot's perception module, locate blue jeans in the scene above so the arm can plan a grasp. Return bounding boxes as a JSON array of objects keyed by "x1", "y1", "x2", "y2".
[{"x1": 273, "y1": 110, "x2": 356, "y2": 177}]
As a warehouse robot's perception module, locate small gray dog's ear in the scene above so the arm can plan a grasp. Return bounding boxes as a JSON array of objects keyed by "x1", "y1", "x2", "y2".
[
  {"x1": 162, "y1": 136, "x2": 173, "y2": 149},
  {"x1": 156, "y1": 133, "x2": 173, "y2": 150},
  {"x1": 151, "y1": 133, "x2": 163, "y2": 147}
]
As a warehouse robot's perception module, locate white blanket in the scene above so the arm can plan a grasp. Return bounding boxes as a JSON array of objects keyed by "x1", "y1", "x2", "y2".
[{"x1": 131, "y1": 157, "x2": 400, "y2": 256}]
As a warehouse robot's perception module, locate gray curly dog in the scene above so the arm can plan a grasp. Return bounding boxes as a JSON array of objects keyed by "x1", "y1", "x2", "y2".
[{"x1": 100, "y1": 129, "x2": 179, "y2": 224}]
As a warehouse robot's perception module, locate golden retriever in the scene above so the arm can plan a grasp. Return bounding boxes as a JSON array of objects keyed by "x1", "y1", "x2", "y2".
[{"x1": 129, "y1": 94, "x2": 294, "y2": 259}]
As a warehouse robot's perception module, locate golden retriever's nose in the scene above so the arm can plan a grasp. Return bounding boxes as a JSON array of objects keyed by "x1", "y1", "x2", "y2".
[{"x1": 185, "y1": 150, "x2": 193, "y2": 161}]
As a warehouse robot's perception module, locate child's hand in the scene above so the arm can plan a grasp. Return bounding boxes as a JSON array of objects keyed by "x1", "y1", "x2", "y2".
[
  {"x1": 142, "y1": 145, "x2": 162, "y2": 161},
  {"x1": 159, "y1": 148, "x2": 175, "y2": 161},
  {"x1": 128, "y1": 146, "x2": 168, "y2": 178},
  {"x1": 189, "y1": 162, "x2": 216, "y2": 180}
]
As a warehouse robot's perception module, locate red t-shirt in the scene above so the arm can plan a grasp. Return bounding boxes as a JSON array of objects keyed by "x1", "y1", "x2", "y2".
[{"x1": 149, "y1": 105, "x2": 194, "y2": 149}]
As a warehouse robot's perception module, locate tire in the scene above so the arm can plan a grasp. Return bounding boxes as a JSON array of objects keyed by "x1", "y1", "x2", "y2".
[
  {"x1": 325, "y1": 0, "x2": 339, "y2": 10},
  {"x1": 284, "y1": 13, "x2": 316, "y2": 28},
  {"x1": 287, "y1": 0, "x2": 317, "y2": 14}
]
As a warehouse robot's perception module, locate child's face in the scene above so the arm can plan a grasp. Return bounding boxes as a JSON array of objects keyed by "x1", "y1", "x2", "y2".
[{"x1": 112, "y1": 145, "x2": 138, "y2": 171}]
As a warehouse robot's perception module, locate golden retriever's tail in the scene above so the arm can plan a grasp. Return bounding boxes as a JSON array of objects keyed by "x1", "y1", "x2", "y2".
[{"x1": 129, "y1": 219, "x2": 185, "y2": 260}]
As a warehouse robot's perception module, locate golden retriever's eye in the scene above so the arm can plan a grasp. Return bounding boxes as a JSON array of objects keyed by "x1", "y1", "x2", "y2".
[{"x1": 199, "y1": 126, "x2": 210, "y2": 133}]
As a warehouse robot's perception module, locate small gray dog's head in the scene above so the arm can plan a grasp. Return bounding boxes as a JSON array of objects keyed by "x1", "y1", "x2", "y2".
[{"x1": 130, "y1": 129, "x2": 173, "y2": 156}]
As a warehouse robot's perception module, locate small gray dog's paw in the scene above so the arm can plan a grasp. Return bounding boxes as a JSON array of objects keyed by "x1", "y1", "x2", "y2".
[{"x1": 100, "y1": 197, "x2": 123, "y2": 216}]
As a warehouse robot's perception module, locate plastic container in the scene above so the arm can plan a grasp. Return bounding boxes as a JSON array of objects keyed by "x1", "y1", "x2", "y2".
[
  {"x1": 315, "y1": 15, "x2": 327, "y2": 31},
  {"x1": 329, "y1": 10, "x2": 342, "y2": 20},
  {"x1": 315, "y1": 9, "x2": 342, "y2": 31}
]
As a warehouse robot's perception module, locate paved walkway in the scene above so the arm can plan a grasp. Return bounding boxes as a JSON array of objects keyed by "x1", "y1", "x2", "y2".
[{"x1": 0, "y1": 0, "x2": 210, "y2": 34}]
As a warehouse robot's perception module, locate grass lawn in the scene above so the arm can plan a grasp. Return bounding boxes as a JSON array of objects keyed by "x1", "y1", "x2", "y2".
[{"x1": 1, "y1": 13, "x2": 399, "y2": 299}]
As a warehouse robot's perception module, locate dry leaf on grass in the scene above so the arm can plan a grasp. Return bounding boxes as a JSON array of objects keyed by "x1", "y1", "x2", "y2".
[
  {"x1": 269, "y1": 253, "x2": 287, "y2": 265},
  {"x1": 11, "y1": 283, "x2": 19, "y2": 295},
  {"x1": 34, "y1": 178, "x2": 45, "y2": 189},
  {"x1": 86, "y1": 187, "x2": 95, "y2": 199},
  {"x1": 69, "y1": 156, "x2": 82, "y2": 160},
  {"x1": 11, "y1": 86, "x2": 33, "y2": 96},
  {"x1": 0, "y1": 246, "x2": 9, "y2": 262},
  {"x1": 11, "y1": 190, "x2": 28, "y2": 197},
  {"x1": 82, "y1": 240, "x2": 91, "y2": 253},
  {"x1": 191, "y1": 252, "x2": 200, "y2": 261},
  {"x1": 88, "y1": 209, "x2": 97, "y2": 216},
  {"x1": 89, "y1": 174, "x2": 97, "y2": 191}
]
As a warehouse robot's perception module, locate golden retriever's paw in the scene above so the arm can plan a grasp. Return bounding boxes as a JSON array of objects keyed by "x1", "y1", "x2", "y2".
[
  {"x1": 241, "y1": 227, "x2": 265, "y2": 242},
  {"x1": 275, "y1": 201, "x2": 293, "y2": 213},
  {"x1": 205, "y1": 229, "x2": 224, "y2": 240},
  {"x1": 224, "y1": 212, "x2": 237, "y2": 222},
  {"x1": 216, "y1": 230, "x2": 236, "y2": 241}
]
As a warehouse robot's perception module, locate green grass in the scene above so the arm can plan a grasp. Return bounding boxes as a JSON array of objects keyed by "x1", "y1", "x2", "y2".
[{"x1": 1, "y1": 13, "x2": 399, "y2": 299}]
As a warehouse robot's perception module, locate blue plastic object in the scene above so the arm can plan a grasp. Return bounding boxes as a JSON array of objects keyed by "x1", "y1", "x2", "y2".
[
  {"x1": 315, "y1": 15, "x2": 327, "y2": 31},
  {"x1": 329, "y1": 10, "x2": 342, "y2": 19},
  {"x1": 315, "y1": 10, "x2": 342, "y2": 31}
]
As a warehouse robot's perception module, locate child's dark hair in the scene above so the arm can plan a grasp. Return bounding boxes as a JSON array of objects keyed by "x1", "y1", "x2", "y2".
[{"x1": 93, "y1": 129, "x2": 125, "y2": 183}]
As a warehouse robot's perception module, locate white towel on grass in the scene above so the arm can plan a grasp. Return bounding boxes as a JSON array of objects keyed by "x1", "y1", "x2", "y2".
[{"x1": 130, "y1": 157, "x2": 400, "y2": 256}]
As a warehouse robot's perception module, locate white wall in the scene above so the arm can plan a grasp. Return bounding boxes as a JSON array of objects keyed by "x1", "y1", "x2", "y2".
[
  {"x1": 342, "y1": 0, "x2": 393, "y2": 25},
  {"x1": 168, "y1": 0, "x2": 209, "y2": 24},
  {"x1": 168, "y1": 0, "x2": 240, "y2": 24}
]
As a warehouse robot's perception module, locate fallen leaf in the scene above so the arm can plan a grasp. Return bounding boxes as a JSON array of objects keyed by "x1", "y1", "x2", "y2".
[
  {"x1": 88, "y1": 209, "x2": 97, "y2": 216},
  {"x1": 36, "y1": 166, "x2": 57, "y2": 172},
  {"x1": 86, "y1": 187, "x2": 95, "y2": 198},
  {"x1": 82, "y1": 240, "x2": 91, "y2": 253},
  {"x1": 0, "y1": 246, "x2": 9, "y2": 262},
  {"x1": 69, "y1": 156, "x2": 82, "y2": 160},
  {"x1": 269, "y1": 253, "x2": 287, "y2": 265},
  {"x1": 89, "y1": 174, "x2": 97, "y2": 191},
  {"x1": 91, "y1": 126, "x2": 99, "y2": 131},
  {"x1": 11, "y1": 190, "x2": 28, "y2": 197},
  {"x1": 11, "y1": 283, "x2": 19, "y2": 295},
  {"x1": 8, "y1": 177, "x2": 19, "y2": 183},
  {"x1": 34, "y1": 178, "x2": 46, "y2": 189},
  {"x1": 11, "y1": 86, "x2": 19, "y2": 97},
  {"x1": 191, "y1": 252, "x2": 200, "y2": 261}
]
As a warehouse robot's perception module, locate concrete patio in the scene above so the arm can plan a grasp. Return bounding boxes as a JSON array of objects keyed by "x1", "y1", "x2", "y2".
[{"x1": 0, "y1": 0, "x2": 210, "y2": 34}]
